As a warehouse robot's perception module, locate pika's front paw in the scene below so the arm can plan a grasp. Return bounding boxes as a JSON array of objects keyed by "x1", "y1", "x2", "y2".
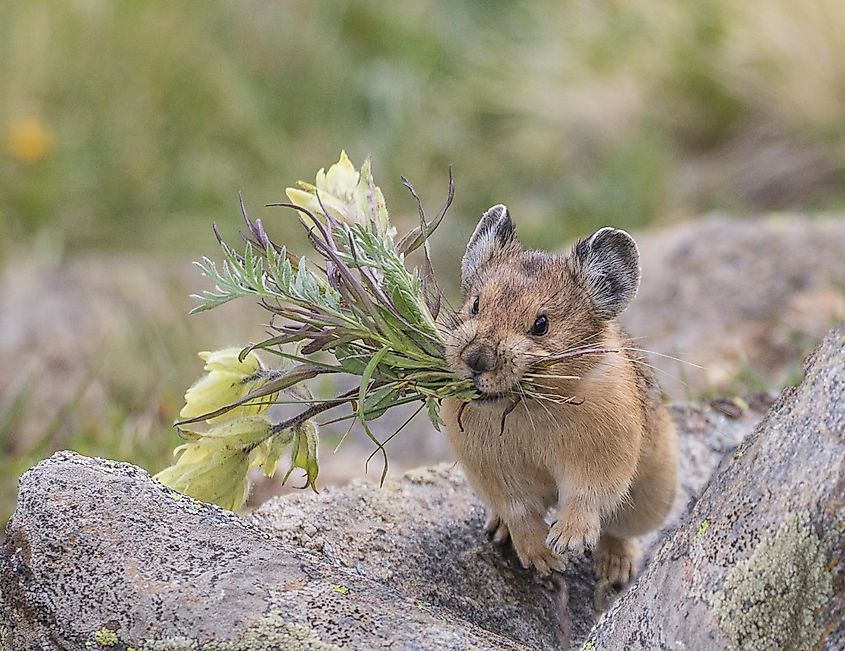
[
  {"x1": 511, "y1": 533, "x2": 566, "y2": 576},
  {"x1": 546, "y1": 508, "x2": 601, "y2": 555},
  {"x1": 484, "y1": 511, "x2": 511, "y2": 545}
]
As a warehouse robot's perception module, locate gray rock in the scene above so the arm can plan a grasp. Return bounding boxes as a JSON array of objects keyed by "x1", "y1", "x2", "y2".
[
  {"x1": 586, "y1": 328, "x2": 845, "y2": 650},
  {"x1": 623, "y1": 215, "x2": 845, "y2": 398},
  {"x1": 0, "y1": 393, "x2": 769, "y2": 650},
  {"x1": 250, "y1": 463, "x2": 574, "y2": 650},
  {"x1": 0, "y1": 453, "x2": 528, "y2": 651}
]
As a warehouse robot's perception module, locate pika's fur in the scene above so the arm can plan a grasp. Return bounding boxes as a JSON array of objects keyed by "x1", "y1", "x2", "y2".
[{"x1": 442, "y1": 205, "x2": 678, "y2": 584}]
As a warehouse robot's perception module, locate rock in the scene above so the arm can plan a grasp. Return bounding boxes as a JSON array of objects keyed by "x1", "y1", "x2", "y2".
[
  {"x1": 585, "y1": 329, "x2": 845, "y2": 650},
  {"x1": 0, "y1": 394, "x2": 769, "y2": 650},
  {"x1": 0, "y1": 452, "x2": 540, "y2": 651},
  {"x1": 623, "y1": 215, "x2": 845, "y2": 397},
  {"x1": 250, "y1": 463, "x2": 575, "y2": 650},
  {"x1": 640, "y1": 393, "x2": 775, "y2": 559}
]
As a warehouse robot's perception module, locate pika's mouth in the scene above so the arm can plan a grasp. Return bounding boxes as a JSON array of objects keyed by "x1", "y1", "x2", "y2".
[{"x1": 471, "y1": 390, "x2": 510, "y2": 405}]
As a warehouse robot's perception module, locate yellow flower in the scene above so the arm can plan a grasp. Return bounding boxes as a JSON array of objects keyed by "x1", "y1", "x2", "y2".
[
  {"x1": 156, "y1": 442, "x2": 249, "y2": 511},
  {"x1": 356, "y1": 156, "x2": 393, "y2": 239},
  {"x1": 286, "y1": 150, "x2": 395, "y2": 240},
  {"x1": 155, "y1": 415, "x2": 273, "y2": 511},
  {"x1": 193, "y1": 414, "x2": 273, "y2": 446},
  {"x1": 8, "y1": 118, "x2": 53, "y2": 165},
  {"x1": 200, "y1": 348, "x2": 261, "y2": 374},
  {"x1": 250, "y1": 427, "x2": 295, "y2": 478},
  {"x1": 319, "y1": 149, "x2": 359, "y2": 200},
  {"x1": 179, "y1": 348, "x2": 275, "y2": 423},
  {"x1": 282, "y1": 420, "x2": 320, "y2": 492}
]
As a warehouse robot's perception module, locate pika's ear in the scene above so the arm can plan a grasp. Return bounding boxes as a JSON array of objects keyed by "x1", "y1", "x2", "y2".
[
  {"x1": 461, "y1": 204, "x2": 517, "y2": 287},
  {"x1": 572, "y1": 227, "x2": 640, "y2": 318}
]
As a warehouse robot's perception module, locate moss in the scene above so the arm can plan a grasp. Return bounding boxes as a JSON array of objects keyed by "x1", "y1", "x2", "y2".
[
  {"x1": 94, "y1": 627, "x2": 119, "y2": 647},
  {"x1": 709, "y1": 512, "x2": 833, "y2": 651}
]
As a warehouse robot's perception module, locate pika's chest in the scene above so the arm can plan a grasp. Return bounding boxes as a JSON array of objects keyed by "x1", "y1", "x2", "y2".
[{"x1": 442, "y1": 400, "x2": 564, "y2": 469}]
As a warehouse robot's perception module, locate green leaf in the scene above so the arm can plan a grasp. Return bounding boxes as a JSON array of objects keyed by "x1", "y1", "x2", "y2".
[
  {"x1": 426, "y1": 397, "x2": 444, "y2": 431},
  {"x1": 358, "y1": 346, "x2": 390, "y2": 418},
  {"x1": 335, "y1": 343, "x2": 370, "y2": 375},
  {"x1": 358, "y1": 346, "x2": 390, "y2": 484},
  {"x1": 362, "y1": 385, "x2": 400, "y2": 421}
]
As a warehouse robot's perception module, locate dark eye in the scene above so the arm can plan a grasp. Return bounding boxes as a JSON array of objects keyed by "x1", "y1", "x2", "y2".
[
  {"x1": 470, "y1": 296, "x2": 480, "y2": 316},
  {"x1": 530, "y1": 314, "x2": 549, "y2": 336}
]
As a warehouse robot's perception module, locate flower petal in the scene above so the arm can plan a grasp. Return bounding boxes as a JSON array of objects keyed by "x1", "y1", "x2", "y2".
[
  {"x1": 322, "y1": 150, "x2": 359, "y2": 201},
  {"x1": 201, "y1": 415, "x2": 272, "y2": 446},
  {"x1": 356, "y1": 156, "x2": 395, "y2": 239},
  {"x1": 155, "y1": 439, "x2": 252, "y2": 511},
  {"x1": 284, "y1": 420, "x2": 320, "y2": 492},
  {"x1": 199, "y1": 347, "x2": 262, "y2": 374},
  {"x1": 179, "y1": 371, "x2": 245, "y2": 420}
]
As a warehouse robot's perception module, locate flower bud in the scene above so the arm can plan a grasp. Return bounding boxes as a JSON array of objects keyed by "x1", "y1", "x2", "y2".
[
  {"x1": 285, "y1": 150, "x2": 395, "y2": 239},
  {"x1": 283, "y1": 420, "x2": 320, "y2": 492}
]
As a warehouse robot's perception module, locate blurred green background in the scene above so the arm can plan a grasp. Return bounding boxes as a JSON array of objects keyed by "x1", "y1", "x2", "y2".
[{"x1": 2, "y1": 0, "x2": 845, "y2": 523}]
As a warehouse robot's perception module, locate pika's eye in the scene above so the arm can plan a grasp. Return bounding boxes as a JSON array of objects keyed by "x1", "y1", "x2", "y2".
[
  {"x1": 470, "y1": 296, "x2": 480, "y2": 316},
  {"x1": 530, "y1": 314, "x2": 549, "y2": 336}
]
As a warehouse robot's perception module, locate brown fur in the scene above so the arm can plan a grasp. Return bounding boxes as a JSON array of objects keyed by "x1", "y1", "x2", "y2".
[{"x1": 442, "y1": 217, "x2": 678, "y2": 583}]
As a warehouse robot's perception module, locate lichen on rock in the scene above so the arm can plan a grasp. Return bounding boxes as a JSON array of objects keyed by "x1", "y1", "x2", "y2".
[
  {"x1": 92, "y1": 627, "x2": 119, "y2": 647},
  {"x1": 709, "y1": 511, "x2": 833, "y2": 651},
  {"x1": 79, "y1": 615, "x2": 344, "y2": 651},
  {"x1": 142, "y1": 614, "x2": 341, "y2": 651}
]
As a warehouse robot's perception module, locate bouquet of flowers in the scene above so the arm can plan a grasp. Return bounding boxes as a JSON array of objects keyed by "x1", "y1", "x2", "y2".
[{"x1": 156, "y1": 152, "x2": 481, "y2": 509}]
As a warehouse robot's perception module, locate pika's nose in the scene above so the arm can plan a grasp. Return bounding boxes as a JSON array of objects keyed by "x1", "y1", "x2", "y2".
[{"x1": 462, "y1": 343, "x2": 496, "y2": 374}]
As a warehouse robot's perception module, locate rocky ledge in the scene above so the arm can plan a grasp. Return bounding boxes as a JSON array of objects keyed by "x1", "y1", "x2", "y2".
[{"x1": 1, "y1": 330, "x2": 842, "y2": 650}]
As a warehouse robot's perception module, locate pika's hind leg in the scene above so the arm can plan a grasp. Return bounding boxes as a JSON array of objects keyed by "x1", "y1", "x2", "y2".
[
  {"x1": 484, "y1": 511, "x2": 510, "y2": 544},
  {"x1": 593, "y1": 533, "x2": 639, "y2": 588}
]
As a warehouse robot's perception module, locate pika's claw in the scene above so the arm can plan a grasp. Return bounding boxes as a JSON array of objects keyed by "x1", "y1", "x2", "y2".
[
  {"x1": 546, "y1": 511, "x2": 600, "y2": 556},
  {"x1": 515, "y1": 544, "x2": 567, "y2": 575},
  {"x1": 511, "y1": 531, "x2": 567, "y2": 575}
]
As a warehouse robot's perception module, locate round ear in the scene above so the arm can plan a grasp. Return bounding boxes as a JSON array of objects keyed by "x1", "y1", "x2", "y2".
[
  {"x1": 572, "y1": 227, "x2": 640, "y2": 318},
  {"x1": 461, "y1": 204, "x2": 517, "y2": 288}
]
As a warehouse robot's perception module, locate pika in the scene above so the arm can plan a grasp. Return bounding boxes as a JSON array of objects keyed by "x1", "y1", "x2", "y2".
[{"x1": 442, "y1": 205, "x2": 678, "y2": 585}]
